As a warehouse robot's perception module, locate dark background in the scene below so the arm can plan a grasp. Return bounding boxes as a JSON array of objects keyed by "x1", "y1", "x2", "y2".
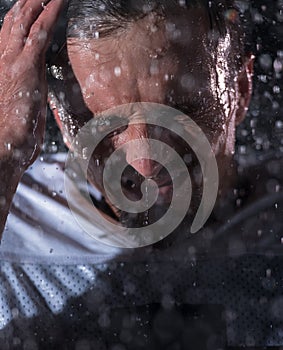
[{"x1": 236, "y1": 0, "x2": 283, "y2": 168}]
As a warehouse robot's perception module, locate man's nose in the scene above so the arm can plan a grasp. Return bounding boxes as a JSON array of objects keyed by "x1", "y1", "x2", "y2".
[{"x1": 123, "y1": 123, "x2": 163, "y2": 178}]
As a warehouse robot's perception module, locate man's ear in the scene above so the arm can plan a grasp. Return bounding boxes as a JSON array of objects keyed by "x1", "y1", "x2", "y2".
[{"x1": 235, "y1": 54, "x2": 255, "y2": 126}]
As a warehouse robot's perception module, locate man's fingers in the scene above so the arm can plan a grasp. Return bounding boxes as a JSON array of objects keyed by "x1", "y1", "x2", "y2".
[
  {"x1": 23, "y1": 0, "x2": 65, "y2": 59},
  {"x1": 0, "y1": 0, "x2": 27, "y2": 52},
  {"x1": 6, "y1": 0, "x2": 53, "y2": 54}
]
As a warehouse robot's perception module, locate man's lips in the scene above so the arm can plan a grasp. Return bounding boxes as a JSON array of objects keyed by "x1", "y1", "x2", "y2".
[{"x1": 119, "y1": 169, "x2": 192, "y2": 207}]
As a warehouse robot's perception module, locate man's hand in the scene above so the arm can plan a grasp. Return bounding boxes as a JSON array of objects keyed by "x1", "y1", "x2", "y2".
[
  {"x1": 0, "y1": 0, "x2": 65, "y2": 236},
  {"x1": 0, "y1": 0, "x2": 65, "y2": 167}
]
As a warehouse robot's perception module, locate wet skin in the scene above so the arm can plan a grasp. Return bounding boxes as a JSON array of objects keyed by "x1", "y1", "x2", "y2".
[
  {"x1": 0, "y1": 0, "x2": 65, "y2": 236},
  {"x1": 53, "y1": 7, "x2": 253, "y2": 226}
]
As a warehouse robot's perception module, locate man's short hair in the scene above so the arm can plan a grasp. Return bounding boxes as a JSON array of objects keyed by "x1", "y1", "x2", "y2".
[{"x1": 67, "y1": 0, "x2": 252, "y2": 67}]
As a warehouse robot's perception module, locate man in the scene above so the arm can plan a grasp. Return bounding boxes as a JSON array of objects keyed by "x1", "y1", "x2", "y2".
[
  {"x1": 0, "y1": 0, "x2": 254, "y2": 231},
  {"x1": 0, "y1": 0, "x2": 282, "y2": 348}
]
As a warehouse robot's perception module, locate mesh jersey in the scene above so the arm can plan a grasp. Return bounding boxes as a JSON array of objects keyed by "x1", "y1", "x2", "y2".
[{"x1": 0, "y1": 153, "x2": 283, "y2": 348}]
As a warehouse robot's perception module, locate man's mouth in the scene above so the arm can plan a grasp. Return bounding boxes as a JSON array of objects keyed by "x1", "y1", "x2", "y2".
[{"x1": 120, "y1": 175, "x2": 173, "y2": 203}]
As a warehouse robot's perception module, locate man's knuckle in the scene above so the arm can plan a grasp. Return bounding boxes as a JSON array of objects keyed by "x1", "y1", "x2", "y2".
[
  {"x1": 31, "y1": 20, "x2": 46, "y2": 34},
  {"x1": 13, "y1": 5, "x2": 39, "y2": 26},
  {"x1": 13, "y1": 8, "x2": 28, "y2": 22}
]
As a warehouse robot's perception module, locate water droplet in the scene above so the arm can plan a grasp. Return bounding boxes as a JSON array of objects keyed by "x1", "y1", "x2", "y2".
[
  {"x1": 11, "y1": 308, "x2": 19, "y2": 318},
  {"x1": 274, "y1": 59, "x2": 283, "y2": 73},
  {"x1": 0, "y1": 196, "x2": 6, "y2": 207},
  {"x1": 275, "y1": 120, "x2": 283, "y2": 129},
  {"x1": 114, "y1": 66, "x2": 121, "y2": 77},
  {"x1": 183, "y1": 154, "x2": 192, "y2": 164},
  {"x1": 50, "y1": 65, "x2": 64, "y2": 80},
  {"x1": 259, "y1": 54, "x2": 272, "y2": 70},
  {"x1": 82, "y1": 147, "x2": 88, "y2": 160},
  {"x1": 5, "y1": 143, "x2": 11, "y2": 151}
]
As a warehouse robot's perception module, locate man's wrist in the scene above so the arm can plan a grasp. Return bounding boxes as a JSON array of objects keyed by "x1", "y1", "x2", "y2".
[{"x1": 0, "y1": 158, "x2": 25, "y2": 239}]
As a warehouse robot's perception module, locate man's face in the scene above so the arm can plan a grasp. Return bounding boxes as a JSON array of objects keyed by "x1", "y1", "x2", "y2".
[{"x1": 58, "y1": 7, "x2": 251, "y2": 224}]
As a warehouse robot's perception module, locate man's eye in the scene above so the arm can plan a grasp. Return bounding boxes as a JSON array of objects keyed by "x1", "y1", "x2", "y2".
[
  {"x1": 95, "y1": 116, "x2": 128, "y2": 137},
  {"x1": 106, "y1": 126, "x2": 128, "y2": 138},
  {"x1": 172, "y1": 103, "x2": 201, "y2": 116}
]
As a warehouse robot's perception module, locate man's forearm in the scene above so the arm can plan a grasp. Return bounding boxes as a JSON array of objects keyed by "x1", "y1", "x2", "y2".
[{"x1": 0, "y1": 160, "x2": 24, "y2": 239}]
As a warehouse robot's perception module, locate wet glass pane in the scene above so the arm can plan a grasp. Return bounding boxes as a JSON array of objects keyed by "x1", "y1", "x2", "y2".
[{"x1": 0, "y1": 0, "x2": 282, "y2": 348}]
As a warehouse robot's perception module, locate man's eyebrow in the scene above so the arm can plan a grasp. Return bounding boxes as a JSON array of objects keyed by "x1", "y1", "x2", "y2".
[{"x1": 169, "y1": 93, "x2": 216, "y2": 114}]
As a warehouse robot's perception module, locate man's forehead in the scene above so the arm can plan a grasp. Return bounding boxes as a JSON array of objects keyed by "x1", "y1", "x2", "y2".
[
  {"x1": 67, "y1": 6, "x2": 212, "y2": 51},
  {"x1": 66, "y1": 5, "x2": 234, "y2": 114},
  {"x1": 67, "y1": 9, "x2": 216, "y2": 82},
  {"x1": 67, "y1": 7, "x2": 218, "y2": 82}
]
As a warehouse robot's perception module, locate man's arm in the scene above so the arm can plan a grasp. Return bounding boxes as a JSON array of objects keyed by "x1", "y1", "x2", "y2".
[
  {"x1": 0, "y1": 0, "x2": 65, "y2": 238},
  {"x1": 0, "y1": 160, "x2": 25, "y2": 237}
]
